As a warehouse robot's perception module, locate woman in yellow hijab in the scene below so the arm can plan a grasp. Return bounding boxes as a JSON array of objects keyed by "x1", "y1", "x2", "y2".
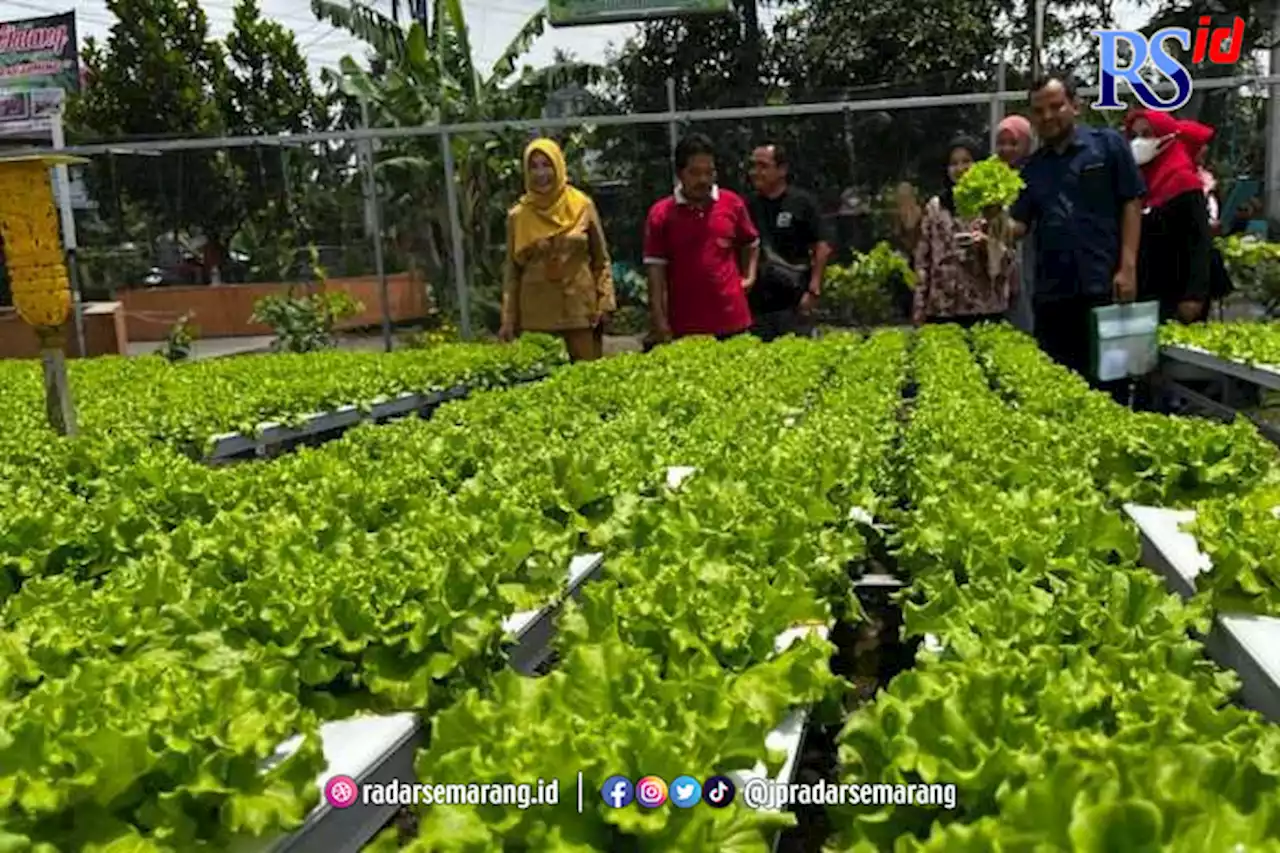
[{"x1": 499, "y1": 138, "x2": 616, "y2": 362}]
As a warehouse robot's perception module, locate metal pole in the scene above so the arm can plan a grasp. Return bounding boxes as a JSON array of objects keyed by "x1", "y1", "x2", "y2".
[
  {"x1": 440, "y1": 131, "x2": 472, "y2": 340},
  {"x1": 359, "y1": 97, "x2": 393, "y2": 352},
  {"x1": 989, "y1": 56, "x2": 1007, "y2": 152},
  {"x1": 666, "y1": 77, "x2": 678, "y2": 170},
  {"x1": 1032, "y1": 0, "x2": 1047, "y2": 82},
  {"x1": 50, "y1": 115, "x2": 86, "y2": 358},
  {"x1": 1267, "y1": 0, "x2": 1280, "y2": 228}
]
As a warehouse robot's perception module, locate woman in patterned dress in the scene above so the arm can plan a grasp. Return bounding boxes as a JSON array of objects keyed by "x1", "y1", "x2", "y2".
[{"x1": 911, "y1": 136, "x2": 1016, "y2": 328}]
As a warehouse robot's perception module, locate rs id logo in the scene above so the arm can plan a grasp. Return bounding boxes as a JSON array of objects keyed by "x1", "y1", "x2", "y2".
[{"x1": 1092, "y1": 16, "x2": 1245, "y2": 111}]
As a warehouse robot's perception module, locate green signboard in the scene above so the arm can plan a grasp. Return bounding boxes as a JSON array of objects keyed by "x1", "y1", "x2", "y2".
[{"x1": 548, "y1": 0, "x2": 732, "y2": 27}]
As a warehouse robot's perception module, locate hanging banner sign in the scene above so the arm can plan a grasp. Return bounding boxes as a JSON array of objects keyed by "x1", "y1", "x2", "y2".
[
  {"x1": 548, "y1": 0, "x2": 731, "y2": 27},
  {"x1": 0, "y1": 12, "x2": 79, "y2": 135}
]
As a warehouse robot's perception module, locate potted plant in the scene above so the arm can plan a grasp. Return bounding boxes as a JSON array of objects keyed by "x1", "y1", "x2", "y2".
[{"x1": 821, "y1": 241, "x2": 917, "y2": 328}]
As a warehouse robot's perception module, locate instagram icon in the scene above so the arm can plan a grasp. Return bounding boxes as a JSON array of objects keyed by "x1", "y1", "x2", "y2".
[{"x1": 635, "y1": 776, "x2": 668, "y2": 808}]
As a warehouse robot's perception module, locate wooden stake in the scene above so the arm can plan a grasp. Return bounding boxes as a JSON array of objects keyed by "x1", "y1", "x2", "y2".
[{"x1": 38, "y1": 331, "x2": 77, "y2": 437}]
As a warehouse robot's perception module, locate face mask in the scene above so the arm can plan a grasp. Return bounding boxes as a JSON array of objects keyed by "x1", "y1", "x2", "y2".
[{"x1": 1130, "y1": 135, "x2": 1170, "y2": 166}]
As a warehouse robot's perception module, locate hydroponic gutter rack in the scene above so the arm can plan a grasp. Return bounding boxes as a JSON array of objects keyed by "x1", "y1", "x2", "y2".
[
  {"x1": 504, "y1": 553, "x2": 605, "y2": 675},
  {"x1": 205, "y1": 370, "x2": 550, "y2": 462},
  {"x1": 206, "y1": 386, "x2": 471, "y2": 461},
  {"x1": 258, "y1": 553, "x2": 603, "y2": 853},
  {"x1": 854, "y1": 573, "x2": 904, "y2": 589},
  {"x1": 262, "y1": 713, "x2": 421, "y2": 853},
  {"x1": 1158, "y1": 375, "x2": 1280, "y2": 447},
  {"x1": 730, "y1": 623, "x2": 832, "y2": 853},
  {"x1": 1125, "y1": 504, "x2": 1280, "y2": 722},
  {"x1": 1162, "y1": 345, "x2": 1280, "y2": 393}
]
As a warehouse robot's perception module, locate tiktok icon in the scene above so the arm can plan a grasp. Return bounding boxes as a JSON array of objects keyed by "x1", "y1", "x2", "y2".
[{"x1": 702, "y1": 776, "x2": 736, "y2": 808}]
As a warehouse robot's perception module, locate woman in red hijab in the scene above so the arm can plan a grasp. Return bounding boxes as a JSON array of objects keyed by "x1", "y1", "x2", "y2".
[{"x1": 1123, "y1": 109, "x2": 1214, "y2": 323}]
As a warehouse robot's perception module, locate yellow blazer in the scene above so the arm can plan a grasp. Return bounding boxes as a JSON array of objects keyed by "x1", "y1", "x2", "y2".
[{"x1": 501, "y1": 198, "x2": 616, "y2": 332}]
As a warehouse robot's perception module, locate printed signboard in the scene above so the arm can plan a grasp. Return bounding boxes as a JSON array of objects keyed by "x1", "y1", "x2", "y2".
[{"x1": 0, "y1": 12, "x2": 79, "y2": 135}]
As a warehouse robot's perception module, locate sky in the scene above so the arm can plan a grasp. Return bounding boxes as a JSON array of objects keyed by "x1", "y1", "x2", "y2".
[{"x1": 0, "y1": 0, "x2": 1153, "y2": 82}]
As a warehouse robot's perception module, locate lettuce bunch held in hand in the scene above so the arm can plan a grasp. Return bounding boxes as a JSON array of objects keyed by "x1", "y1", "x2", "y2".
[{"x1": 953, "y1": 156, "x2": 1025, "y2": 219}]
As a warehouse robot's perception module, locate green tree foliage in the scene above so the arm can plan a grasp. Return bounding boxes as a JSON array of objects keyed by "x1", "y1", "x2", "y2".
[
  {"x1": 316, "y1": 0, "x2": 601, "y2": 327},
  {"x1": 68, "y1": 0, "x2": 324, "y2": 283},
  {"x1": 68, "y1": 0, "x2": 233, "y2": 275}
]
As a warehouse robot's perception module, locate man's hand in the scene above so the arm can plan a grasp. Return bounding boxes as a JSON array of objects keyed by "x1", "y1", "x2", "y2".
[
  {"x1": 497, "y1": 323, "x2": 516, "y2": 343},
  {"x1": 1112, "y1": 265, "x2": 1137, "y2": 303},
  {"x1": 1176, "y1": 300, "x2": 1204, "y2": 324},
  {"x1": 741, "y1": 277, "x2": 755, "y2": 292},
  {"x1": 799, "y1": 291, "x2": 818, "y2": 315},
  {"x1": 591, "y1": 312, "x2": 611, "y2": 329}
]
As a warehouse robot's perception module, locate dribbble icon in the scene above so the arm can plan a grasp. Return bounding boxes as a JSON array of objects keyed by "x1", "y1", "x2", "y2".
[
  {"x1": 670, "y1": 776, "x2": 702, "y2": 808},
  {"x1": 324, "y1": 774, "x2": 359, "y2": 809},
  {"x1": 635, "y1": 776, "x2": 668, "y2": 808},
  {"x1": 601, "y1": 775, "x2": 634, "y2": 808}
]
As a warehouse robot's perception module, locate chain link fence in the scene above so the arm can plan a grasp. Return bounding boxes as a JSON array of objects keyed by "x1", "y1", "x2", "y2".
[{"x1": 6, "y1": 73, "x2": 1278, "y2": 347}]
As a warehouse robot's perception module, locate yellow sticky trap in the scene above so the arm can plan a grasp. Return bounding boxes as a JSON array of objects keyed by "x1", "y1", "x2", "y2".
[{"x1": 0, "y1": 155, "x2": 75, "y2": 329}]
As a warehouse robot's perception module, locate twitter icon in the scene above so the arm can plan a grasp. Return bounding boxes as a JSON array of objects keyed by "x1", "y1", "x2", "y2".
[{"x1": 670, "y1": 776, "x2": 702, "y2": 808}]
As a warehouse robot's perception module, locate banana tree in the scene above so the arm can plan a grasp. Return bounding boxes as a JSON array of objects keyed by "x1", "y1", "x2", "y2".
[{"x1": 312, "y1": 0, "x2": 602, "y2": 330}]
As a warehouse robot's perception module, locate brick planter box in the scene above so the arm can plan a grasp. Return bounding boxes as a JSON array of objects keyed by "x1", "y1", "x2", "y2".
[
  {"x1": 119, "y1": 273, "x2": 430, "y2": 342},
  {"x1": 0, "y1": 302, "x2": 128, "y2": 360}
]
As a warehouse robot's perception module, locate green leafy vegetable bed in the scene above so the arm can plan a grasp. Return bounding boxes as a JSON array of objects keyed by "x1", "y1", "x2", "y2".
[
  {"x1": 827, "y1": 325, "x2": 1280, "y2": 851},
  {"x1": 0, "y1": 334, "x2": 566, "y2": 457},
  {"x1": 1160, "y1": 321, "x2": 1280, "y2": 371},
  {"x1": 377, "y1": 332, "x2": 909, "y2": 851},
  {"x1": 0, "y1": 335, "x2": 890, "y2": 851},
  {"x1": 6, "y1": 326, "x2": 1280, "y2": 853},
  {"x1": 1188, "y1": 485, "x2": 1280, "y2": 617}
]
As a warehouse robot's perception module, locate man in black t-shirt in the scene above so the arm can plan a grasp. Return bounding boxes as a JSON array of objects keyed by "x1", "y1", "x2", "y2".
[{"x1": 747, "y1": 143, "x2": 833, "y2": 341}]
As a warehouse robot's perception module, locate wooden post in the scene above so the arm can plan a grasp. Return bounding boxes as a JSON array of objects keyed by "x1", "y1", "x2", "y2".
[
  {"x1": 38, "y1": 331, "x2": 77, "y2": 437},
  {"x1": 0, "y1": 152, "x2": 89, "y2": 438}
]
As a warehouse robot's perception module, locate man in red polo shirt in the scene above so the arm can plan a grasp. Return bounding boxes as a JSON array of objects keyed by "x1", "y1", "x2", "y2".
[{"x1": 643, "y1": 133, "x2": 759, "y2": 342}]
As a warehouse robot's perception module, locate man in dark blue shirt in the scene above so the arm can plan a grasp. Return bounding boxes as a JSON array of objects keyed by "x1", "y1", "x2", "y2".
[{"x1": 1009, "y1": 75, "x2": 1145, "y2": 390}]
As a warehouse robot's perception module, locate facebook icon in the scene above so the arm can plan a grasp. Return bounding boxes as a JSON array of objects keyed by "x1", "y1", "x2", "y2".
[{"x1": 600, "y1": 776, "x2": 634, "y2": 808}]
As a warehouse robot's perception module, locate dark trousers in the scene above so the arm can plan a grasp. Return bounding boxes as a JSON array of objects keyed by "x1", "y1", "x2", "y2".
[
  {"x1": 1033, "y1": 294, "x2": 1131, "y2": 404},
  {"x1": 751, "y1": 307, "x2": 814, "y2": 342},
  {"x1": 1138, "y1": 190, "x2": 1212, "y2": 322}
]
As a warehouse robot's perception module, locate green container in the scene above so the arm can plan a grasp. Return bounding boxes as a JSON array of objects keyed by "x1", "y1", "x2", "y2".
[{"x1": 1090, "y1": 301, "x2": 1159, "y2": 382}]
